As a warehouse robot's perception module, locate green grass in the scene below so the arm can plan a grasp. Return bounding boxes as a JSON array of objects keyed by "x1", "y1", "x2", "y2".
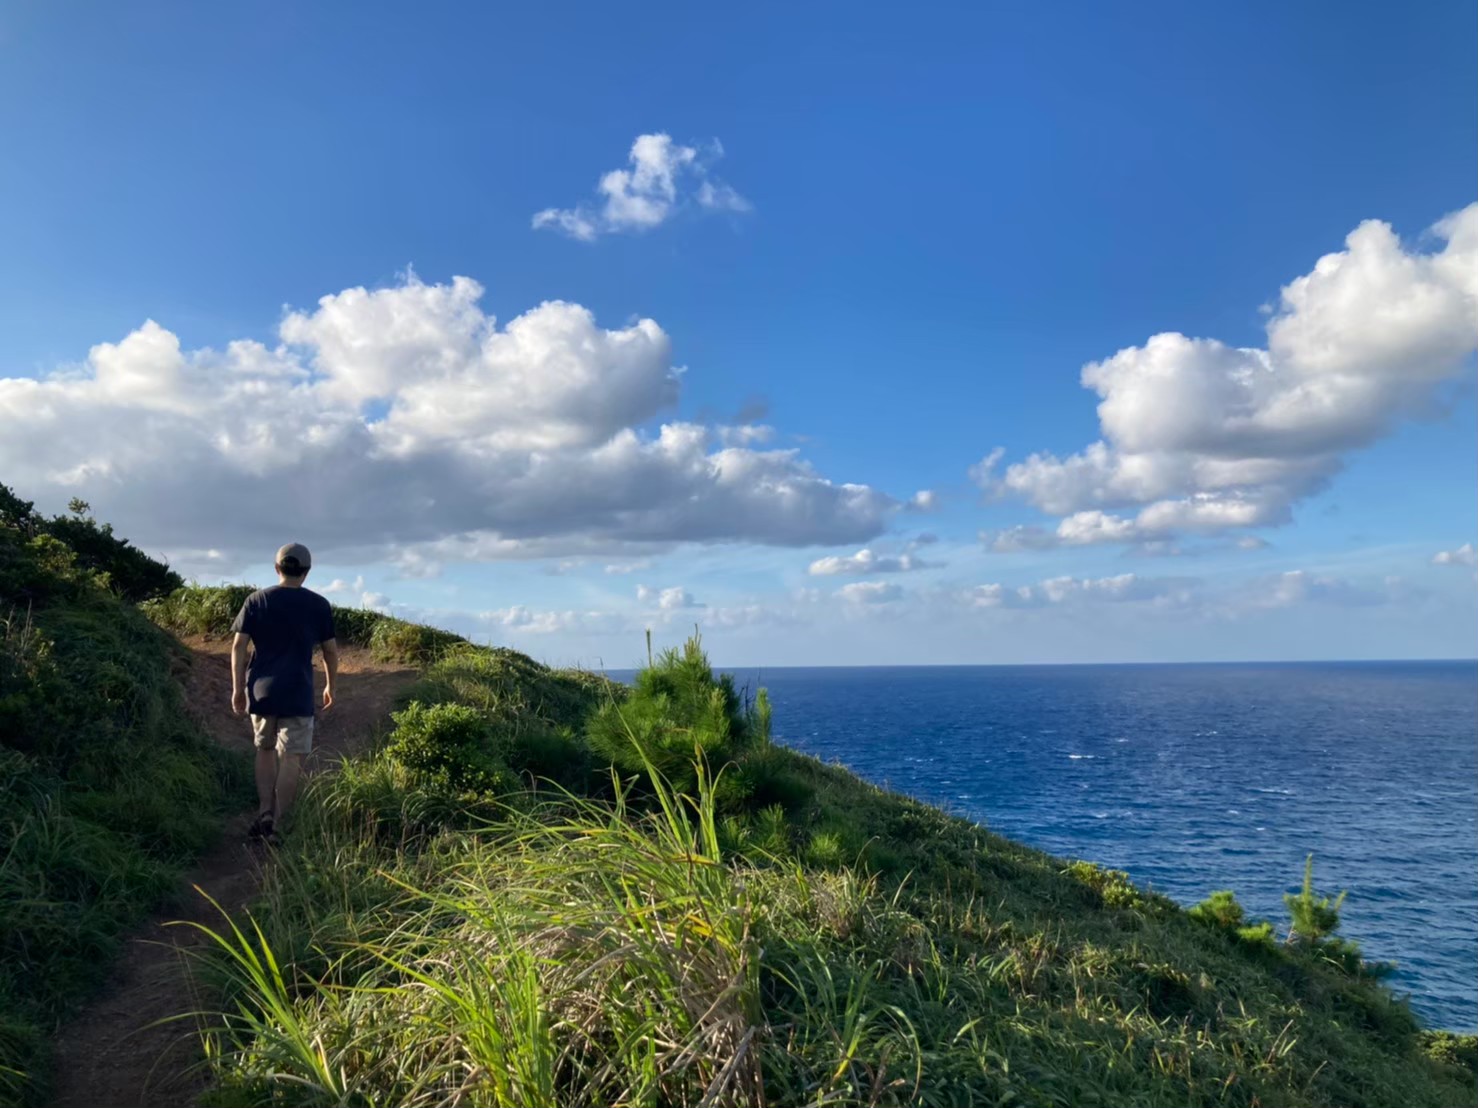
[
  {"x1": 143, "y1": 584, "x2": 466, "y2": 665},
  {"x1": 182, "y1": 619, "x2": 1478, "y2": 1108},
  {"x1": 0, "y1": 511, "x2": 250, "y2": 1107}
]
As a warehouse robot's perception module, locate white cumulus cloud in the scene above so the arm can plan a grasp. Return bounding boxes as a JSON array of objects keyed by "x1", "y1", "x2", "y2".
[
  {"x1": 1433, "y1": 543, "x2": 1477, "y2": 567},
  {"x1": 837, "y1": 581, "x2": 903, "y2": 604},
  {"x1": 0, "y1": 275, "x2": 896, "y2": 566},
  {"x1": 807, "y1": 547, "x2": 936, "y2": 576},
  {"x1": 533, "y1": 133, "x2": 749, "y2": 241},
  {"x1": 637, "y1": 584, "x2": 699, "y2": 611},
  {"x1": 978, "y1": 205, "x2": 1478, "y2": 546}
]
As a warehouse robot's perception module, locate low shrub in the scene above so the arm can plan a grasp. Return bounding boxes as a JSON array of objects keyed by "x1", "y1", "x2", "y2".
[
  {"x1": 40, "y1": 502, "x2": 182, "y2": 602},
  {"x1": 0, "y1": 490, "x2": 181, "y2": 604},
  {"x1": 1422, "y1": 1031, "x2": 1478, "y2": 1085},
  {"x1": 1064, "y1": 859, "x2": 1148, "y2": 910},
  {"x1": 1236, "y1": 920, "x2": 1278, "y2": 950},
  {"x1": 385, "y1": 701, "x2": 512, "y2": 794},
  {"x1": 734, "y1": 742, "x2": 815, "y2": 812},
  {"x1": 365, "y1": 616, "x2": 464, "y2": 664},
  {"x1": 586, "y1": 634, "x2": 776, "y2": 806},
  {"x1": 141, "y1": 584, "x2": 254, "y2": 638},
  {"x1": 1188, "y1": 889, "x2": 1245, "y2": 929},
  {"x1": 327, "y1": 604, "x2": 384, "y2": 648}
]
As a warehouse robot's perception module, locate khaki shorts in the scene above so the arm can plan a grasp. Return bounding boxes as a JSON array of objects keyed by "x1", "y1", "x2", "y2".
[{"x1": 251, "y1": 714, "x2": 314, "y2": 756}]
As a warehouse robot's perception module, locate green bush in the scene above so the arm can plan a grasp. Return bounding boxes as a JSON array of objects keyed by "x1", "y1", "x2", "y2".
[
  {"x1": 1189, "y1": 889, "x2": 1246, "y2": 929},
  {"x1": 805, "y1": 829, "x2": 845, "y2": 868},
  {"x1": 504, "y1": 725, "x2": 593, "y2": 791},
  {"x1": 1236, "y1": 920, "x2": 1278, "y2": 950},
  {"x1": 586, "y1": 634, "x2": 773, "y2": 803},
  {"x1": 328, "y1": 604, "x2": 384, "y2": 649},
  {"x1": 1064, "y1": 859, "x2": 1148, "y2": 910},
  {"x1": 40, "y1": 507, "x2": 182, "y2": 602},
  {"x1": 0, "y1": 487, "x2": 181, "y2": 604},
  {"x1": 0, "y1": 531, "x2": 95, "y2": 605},
  {"x1": 0, "y1": 486, "x2": 38, "y2": 534},
  {"x1": 366, "y1": 616, "x2": 464, "y2": 664},
  {"x1": 1422, "y1": 1031, "x2": 1478, "y2": 1083},
  {"x1": 385, "y1": 701, "x2": 512, "y2": 794},
  {"x1": 734, "y1": 743, "x2": 814, "y2": 812},
  {"x1": 141, "y1": 584, "x2": 255, "y2": 638}
]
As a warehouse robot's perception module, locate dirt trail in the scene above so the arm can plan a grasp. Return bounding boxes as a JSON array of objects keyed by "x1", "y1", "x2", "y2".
[{"x1": 47, "y1": 638, "x2": 419, "y2": 1108}]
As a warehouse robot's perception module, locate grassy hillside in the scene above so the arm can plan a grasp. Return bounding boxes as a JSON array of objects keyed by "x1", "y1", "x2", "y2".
[
  {"x1": 156, "y1": 592, "x2": 1478, "y2": 1107},
  {"x1": 4, "y1": 483, "x2": 1473, "y2": 1108},
  {"x1": 0, "y1": 491, "x2": 493, "y2": 1105},
  {"x1": 0, "y1": 488, "x2": 248, "y2": 1106}
]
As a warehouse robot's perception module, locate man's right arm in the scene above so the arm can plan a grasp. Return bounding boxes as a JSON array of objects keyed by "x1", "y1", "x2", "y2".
[{"x1": 230, "y1": 633, "x2": 251, "y2": 716}]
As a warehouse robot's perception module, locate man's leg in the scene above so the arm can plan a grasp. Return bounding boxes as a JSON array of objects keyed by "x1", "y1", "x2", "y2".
[
  {"x1": 251, "y1": 716, "x2": 278, "y2": 823},
  {"x1": 270, "y1": 717, "x2": 315, "y2": 826},
  {"x1": 255, "y1": 747, "x2": 278, "y2": 813},
  {"x1": 272, "y1": 753, "x2": 304, "y2": 824}
]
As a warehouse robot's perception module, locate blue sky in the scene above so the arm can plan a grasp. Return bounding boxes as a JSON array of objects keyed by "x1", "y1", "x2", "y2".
[{"x1": 1, "y1": 0, "x2": 1474, "y2": 665}]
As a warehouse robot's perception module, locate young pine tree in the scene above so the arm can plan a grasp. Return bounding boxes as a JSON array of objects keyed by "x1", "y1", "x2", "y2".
[{"x1": 1284, "y1": 854, "x2": 1347, "y2": 945}]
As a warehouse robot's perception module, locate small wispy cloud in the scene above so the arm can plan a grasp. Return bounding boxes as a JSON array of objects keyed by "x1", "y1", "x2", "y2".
[
  {"x1": 533, "y1": 133, "x2": 750, "y2": 241},
  {"x1": 808, "y1": 548, "x2": 937, "y2": 576},
  {"x1": 837, "y1": 581, "x2": 903, "y2": 605},
  {"x1": 604, "y1": 559, "x2": 654, "y2": 575},
  {"x1": 967, "y1": 574, "x2": 1195, "y2": 609}
]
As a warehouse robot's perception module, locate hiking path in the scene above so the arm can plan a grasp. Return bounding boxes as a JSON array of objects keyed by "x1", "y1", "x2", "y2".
[{"x1": 47, "y1": 638, "x2": 418, "y2": 1108}]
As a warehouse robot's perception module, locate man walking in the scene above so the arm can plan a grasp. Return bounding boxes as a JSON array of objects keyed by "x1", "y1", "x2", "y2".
[{"x1": 230, "y1": 542, "x2": 339, "y2": 842}]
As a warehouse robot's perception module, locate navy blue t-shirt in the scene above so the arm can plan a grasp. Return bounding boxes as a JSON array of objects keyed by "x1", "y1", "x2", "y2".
[{"x1": 230, "y1": 585, "x2": 335, "y2": 717}]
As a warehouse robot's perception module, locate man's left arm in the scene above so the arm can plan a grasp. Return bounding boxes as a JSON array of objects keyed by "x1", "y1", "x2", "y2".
[
  {"x1": 319, "y1": 599, "x2": 338, "y2": 712},
  {"x1": 320, "y1": 638, "x2": 339, "y2": 711}
]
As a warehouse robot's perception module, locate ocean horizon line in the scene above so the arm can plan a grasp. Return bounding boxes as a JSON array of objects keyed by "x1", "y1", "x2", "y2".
[{"x1": 595, "y1": 656, "x2": 1478, "y2": 673}]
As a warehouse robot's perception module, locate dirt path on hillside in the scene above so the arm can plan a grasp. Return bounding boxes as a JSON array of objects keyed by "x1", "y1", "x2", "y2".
[{"x1": 47, "y1": 639, "x2": 419, "y2": 1108}]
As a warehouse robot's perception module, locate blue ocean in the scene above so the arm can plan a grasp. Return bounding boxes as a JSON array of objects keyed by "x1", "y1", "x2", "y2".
[{"x1": 711, "y1": 661, "x2": 1477, "y2": 1031}]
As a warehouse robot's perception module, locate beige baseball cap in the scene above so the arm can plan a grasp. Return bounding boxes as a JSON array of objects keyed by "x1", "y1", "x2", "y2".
[{"x1": 275, "y1": 542, "x2": 312, "y2": 573}]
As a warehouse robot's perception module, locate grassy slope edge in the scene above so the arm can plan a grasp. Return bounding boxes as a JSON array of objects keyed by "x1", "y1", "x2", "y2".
[
  {"x1": 0, "y1": 489, "x2": 468, "y2": 1107},
  {"x1": 150, "y1": 588, "x2": 1478, "y2": 1108},
  {"x1": 0, "y1": 493, "x2": 251, "y2": 1106}
]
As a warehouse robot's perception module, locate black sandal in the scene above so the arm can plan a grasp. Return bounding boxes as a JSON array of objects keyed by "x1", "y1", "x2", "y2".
[{"x1": 248, "y1": 811, "x2": 275, "y2": 840}]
